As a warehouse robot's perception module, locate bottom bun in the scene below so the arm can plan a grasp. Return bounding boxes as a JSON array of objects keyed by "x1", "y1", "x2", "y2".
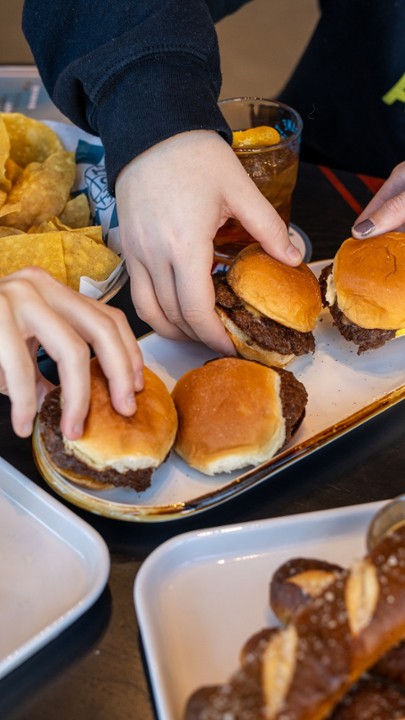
[
  {"x1": 216, "y1": 306, "x2": 296, "y2": 367},
  {"x1": 171, "y1": 357, "x2": 307, "y2": 476},
  {"x1": 38, "y1": 359, "x2": 178, "y2": 491}
]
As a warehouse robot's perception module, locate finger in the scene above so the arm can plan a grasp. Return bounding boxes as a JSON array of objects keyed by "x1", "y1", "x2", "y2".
[
  {"x1": 0, "y1": 295, "x2": 37, "y2": 437},
  {"x1": 27, "y1": 338, "x2": 55, "y2": 409},
  {"x1": 230, "y1": 176, "x2": 302, "y2": 265},
  {"x1": 17, "y1": 269, "x2": 143, "y2": 417},
  {"x1": 126, "y1": 257, "x2": 192, "y2": 342},
  {"x1": 77, "y1": 303, "x2": 144, "y2": 412},
  {"x1": 128, "y1": 247, "x2": 234, "y2": 354},
  {"x1": 174, "y1": 247, "x2": 237, "y2": 355},
  {"x1": 35, "y1": 372, "x2": 55, "y2": 410},
  {"x1": 352, "y1": 162, "x2": 405, "y2": 236},
  {"x1": 352, "y1": 190, "x2": 405, "y2": 237},
  {"x1": 20, "y1": 299, "x2": 92, "y2": 440},
  {"x1": 149, "y1": 263, "x2": 202, "y2": 342},
  {"x1": 79, "y1": 296, "x2": 144, "y2": 389}
]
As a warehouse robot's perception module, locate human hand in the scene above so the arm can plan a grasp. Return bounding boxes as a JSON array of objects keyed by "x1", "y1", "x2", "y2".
[
  {"x1": 115, "y1": 130, "x2": 302, "y2": 354},
  {"x1": 0, "y1": 267, "x2": 143, "y2": 439},
  {"x1": 352, "y1": 161, "x2": 405, "y2": 238}
]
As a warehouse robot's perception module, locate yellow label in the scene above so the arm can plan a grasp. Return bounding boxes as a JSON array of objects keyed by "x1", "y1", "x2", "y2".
[{"x1": 382, "y1": 72, "x2": 405, "y2": 106}]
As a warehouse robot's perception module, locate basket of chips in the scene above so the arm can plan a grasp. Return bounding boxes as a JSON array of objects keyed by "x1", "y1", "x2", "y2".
[{"x1": 0, "y1": 112, "x2": 126, "y2": 301}]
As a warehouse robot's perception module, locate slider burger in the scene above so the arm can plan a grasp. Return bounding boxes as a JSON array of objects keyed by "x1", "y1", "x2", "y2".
[
  {"x1": 37, "y1": 358, "x2": 177, "y2": 491},
  {"x1": 214, "y1": 243, "x2": 322, "y2": 367},
  {"x1": 319, "y1": 232, "x2": 405, "y2": 354},
  {"x1": 171, "y1": 357, "x2": 307, "y2": 476}
]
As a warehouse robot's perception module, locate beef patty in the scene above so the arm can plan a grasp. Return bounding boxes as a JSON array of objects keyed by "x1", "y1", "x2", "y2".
[
  {"x1": 319, "y1": 264, "x2": 395, "y2": 354},
  {"x1": 214, "y1": 273, "x2": 315, "y2": 357},
  {"x1": 39, "y1": 388, "x2": 153, "y2": 491},
  {"x1": 276, "y1": 366, "x2": 307, "y2": 443}
]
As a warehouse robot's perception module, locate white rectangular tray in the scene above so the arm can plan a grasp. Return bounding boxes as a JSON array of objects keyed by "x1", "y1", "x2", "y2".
[
  {"x1": 134, "y1": 499, "x2": 386, "y2": 720},
  {"x1": 34, "y1": 261, "x2": 405, "y2": 522},
  {"x1": 0, "y1": 456, "x2": 110, "y2": 679}
]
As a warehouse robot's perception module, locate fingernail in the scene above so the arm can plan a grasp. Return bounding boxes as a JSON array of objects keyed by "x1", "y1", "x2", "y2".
[
  {"x1": 353, "y1": 219, "x2": 375, "y2": 237},
  {"x1": 126, "y1": 393, "x2": 136, "y2": 411},
  {"x1": 135, "y1": 370, "x2": 144, "y2": 391},
  {"x1": 21, "y1": 421, "x2": 33, "y2": 437},
  {"x1": 287, "y1": 244, "x2": 302, "y2": 261},
  {"x1": 72, "y1": 422, "x2": 84, "y2": 438}
]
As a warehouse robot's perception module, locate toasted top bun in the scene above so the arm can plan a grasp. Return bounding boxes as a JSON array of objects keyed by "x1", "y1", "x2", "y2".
[
  {"x1": 227, "y1": 243, "x2": 322, "y2": 332},
  {"x1": 333, "y1": 232, "x2": 405, "y2": 330},
  {"x1": 64, "y1": 359, "x2": 178, "y2": 472},
  {"x1": 171, "y1": 357, "x2": 286, "y2": 475}
]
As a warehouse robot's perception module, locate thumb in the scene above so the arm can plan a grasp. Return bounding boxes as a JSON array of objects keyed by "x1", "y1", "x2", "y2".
[
  {"x1": 352, "y1": 190, "x2": 405, "y2": 238},
  {"x1": 35, "y1": 370, "x2": 55, "y2": 410},
  {"x1": 231, "y1": 178, "x2": 302, "y2": 265}
]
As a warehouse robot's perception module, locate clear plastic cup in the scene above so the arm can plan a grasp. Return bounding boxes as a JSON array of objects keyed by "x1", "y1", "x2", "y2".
[{"x1": 214, "y1": 97, "x2": 303, "y2": 263}]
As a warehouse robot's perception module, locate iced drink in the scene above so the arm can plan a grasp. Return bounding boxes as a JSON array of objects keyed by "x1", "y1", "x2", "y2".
[{"x1": 214, "y1": 98, "x2": 303, "y2": 263}]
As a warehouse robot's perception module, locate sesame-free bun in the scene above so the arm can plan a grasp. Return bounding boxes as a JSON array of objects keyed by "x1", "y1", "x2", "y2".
[
  {"x1": 39, "y1": 357, "x2": 178, "y2": 491},
  {"x1": 227, "y1": 243, "x2": 322, "y2": 333},
  {"x1": 172, "y1": 357, "x2": 287, "y2": 476},
  {"x1": 333, "y1": 232, "x2": 405, "y2": 330},
  {"x1": 65, "y1": 359, "x2": 177, "y2": 475}
]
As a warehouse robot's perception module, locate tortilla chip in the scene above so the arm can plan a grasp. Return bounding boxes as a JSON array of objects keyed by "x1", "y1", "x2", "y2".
[
  {"x1": 27, "y1": 217, "x2": 103, "y2": 244},
  {"x1": 61, "y1": 231, "x2": 120, "y2": 291},
  {"x1": 0, "y1": 201, "x2": 21, "y2": 218},
  {"x1": 0, "y1": 226, "x2": 25, "y2": 238},
  {"x1": 71, "y1": 224, "x2": 103, "y2": 243},
  {"x1": 27, "y1": 218, "x2": 60, "y2": 233},
  {"x1": 5, "y1": 158, "x2": 23, "y2": 185},
  {"x1": 0, "y1": 230, "x2": 67, "y2": 284},
  {"x1": 0, "y1": 151, "x2": 75, "y2": 230},
  {"x1": 0, "y1": 116, "x2": 11, "y2": 193},
  {"x1": 1, "y1": 113, "x2": 64, "y2": 167},
  {"x1": 59, "y1": 193, "x2": 91, "y2": 228}
]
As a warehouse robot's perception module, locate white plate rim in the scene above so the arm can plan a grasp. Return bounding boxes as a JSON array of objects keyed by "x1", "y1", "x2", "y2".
[
  {"x1": 0, "y1": 456, "x2": 110, "y2": 680},
  {"x1": 133, "y1": 498, "x2": 388, "y2": 720}
]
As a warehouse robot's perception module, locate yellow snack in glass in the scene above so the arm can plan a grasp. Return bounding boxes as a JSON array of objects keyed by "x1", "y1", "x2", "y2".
[
  {"x1": 1, "y1": 112, "x2": 64, "y2": 167},
  {"x1": 232, "y1": 125, "x2": 281, "y2": 148}
]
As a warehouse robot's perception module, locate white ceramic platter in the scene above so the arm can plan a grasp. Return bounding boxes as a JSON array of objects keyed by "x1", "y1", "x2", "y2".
[
  {"x1": 33, "y1": 260, "x2": 405, "y2": 521},
  {"x1": 134, "y1": 499, "x2": 385, "y2": 720},
  {"x1": 0, "y1": 456, "x2": 110, "y2": 680}
]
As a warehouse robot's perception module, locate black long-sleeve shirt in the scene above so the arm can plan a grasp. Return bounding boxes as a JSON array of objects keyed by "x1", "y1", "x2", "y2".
[{"x1": 22, "y1": 0, "x2": 405, "y2": 190}]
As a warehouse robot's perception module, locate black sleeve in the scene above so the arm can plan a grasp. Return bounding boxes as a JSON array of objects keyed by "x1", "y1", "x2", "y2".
[
  {"x1": 277, "y1": 0, "x2": 405, "y2": 178},
  {"x1": 22, "y1": 0, "x2": 233, "y2": 192},
  {"x1": 205, "y1": 0, "x2": 253, "y2": 22}
]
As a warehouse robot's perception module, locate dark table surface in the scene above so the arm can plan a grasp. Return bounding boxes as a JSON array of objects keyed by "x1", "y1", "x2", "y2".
[{"x1": 0, "y1": 162, "x2": 403, "y2": 720}]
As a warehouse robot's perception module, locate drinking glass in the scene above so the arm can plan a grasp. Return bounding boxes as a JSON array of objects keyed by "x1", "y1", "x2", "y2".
[{"x1": 214, "y1": 97, "x2": 303, "y2": 263}]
